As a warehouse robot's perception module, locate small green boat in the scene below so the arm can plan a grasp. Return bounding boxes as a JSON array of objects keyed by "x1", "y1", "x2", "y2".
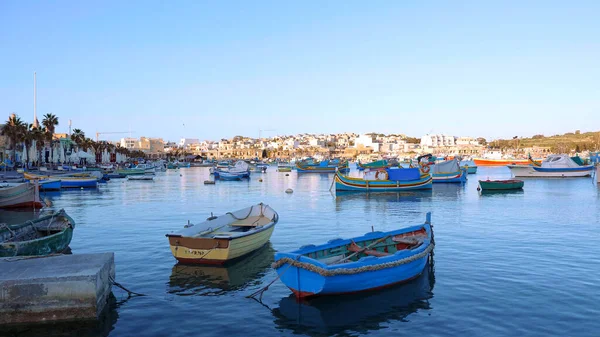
[
  {"x1": 478, "y1": 179, "x2": 524, "y2": 191},
  {"x1": 0, "y1": 209, "x2": 75, "y2": 257},
  {"x1": 116, "y1": 168, "x2": 145, "y2": 176}
]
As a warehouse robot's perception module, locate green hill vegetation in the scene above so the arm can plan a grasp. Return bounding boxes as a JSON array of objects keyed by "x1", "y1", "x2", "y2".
[{"x1": 489, "y1": 130, "x2": 600, "y2": 153}]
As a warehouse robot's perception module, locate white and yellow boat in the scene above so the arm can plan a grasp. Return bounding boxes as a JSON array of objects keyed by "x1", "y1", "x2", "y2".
[{"x1": 166, "y1": 203, "x2": 278, "y2": 265}]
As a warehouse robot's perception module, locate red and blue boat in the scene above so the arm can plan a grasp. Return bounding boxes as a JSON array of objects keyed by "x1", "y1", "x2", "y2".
[{"x1": 273, "y1": 213, "x2": 434, "y2": 298}]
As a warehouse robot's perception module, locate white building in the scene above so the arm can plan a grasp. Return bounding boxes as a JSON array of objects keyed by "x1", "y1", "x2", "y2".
[
  {"x1": 179, "y1": 138, "x2": 200, "y2": 148},
  {"x1": 355, "y1": 134, "x2": 374, "y2": 149},
  {"x1": 420, "y1": 134, "x2": 456, "y2": 148},
  {"x1": 456, "y1": 136, "x2": 479, "y2": 146},
  {"x1": 120, "y1": 137, "x2": 137, "y2": 150}
]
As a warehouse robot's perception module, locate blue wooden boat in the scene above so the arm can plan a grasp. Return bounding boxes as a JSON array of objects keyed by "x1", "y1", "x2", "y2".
[
  {"x1": 460, "y1": 160, "x2": 478, "y2": 174},
  {"x1": 296, "y1": 160, "x2": 350, "y2": 174},
  {"x1": 274, "y1": 213, "x2": 434, "y2": 298},
  {"x1": 39, "y1": 179, "x2": 62, "y2": 191},
  {"x1": 273, "y1": 258, "x2": 434, "y2": 334},
  {"x1": 334, "y1": 168, "x2": 432, "y2": 192},
  {"x1": 356, "y1": 160, "x2": 390, "y2": 171},
  {"x1": 58, "y1": 177, "x2": 98, "y2": 188},
  {"x1": 218, "y1": 171, "x2": 243, "y2": 181}
]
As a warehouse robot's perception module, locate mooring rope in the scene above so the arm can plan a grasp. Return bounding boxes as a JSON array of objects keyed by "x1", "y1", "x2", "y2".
[
  {"x1": 246, "y1": 255, "x2": 300, "y2": 301},
  {"x1": 226, "y1": 205, "x2": 255, "y2": 220},
  {"x1": 271, "y1": 243, "x2": 434, "y2": 277},
  {"x1": 109, "y1": 275, "x2": 146, "y2": 297}
]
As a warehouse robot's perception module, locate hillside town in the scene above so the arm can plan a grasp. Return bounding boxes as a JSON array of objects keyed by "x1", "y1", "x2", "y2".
[{"x1": 0, "y1": 111, "x2": 568, "y2": 165}]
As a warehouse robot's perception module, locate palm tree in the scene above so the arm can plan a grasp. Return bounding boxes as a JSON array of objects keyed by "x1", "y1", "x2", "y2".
[
  {"x1": 70, "y1": 129, "x2": 85, "y2": 149},
  {"x1": 42, "y1": 113, "x2": 59, "y2": 163},
  {"x1": 1, "y1": 114, "x2": 27, "y2": 163}
]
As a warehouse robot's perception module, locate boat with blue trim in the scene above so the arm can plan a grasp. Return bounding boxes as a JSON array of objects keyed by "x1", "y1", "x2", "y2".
[
  {"x1": 334, "y1": 168, "x2": 432, "y2": 191},
  {"x1": 508, "y1": 154, "x2": 594, "y2": 178},
  {"x1": 273, "y1": 213, "x2": 434, "y2": 298},
  {"x1": 423, "y1": 157, "x2": 467, "y2": 183},
  {"x1": 296, "y1": 160, "x2": 350, "y2": 173}
]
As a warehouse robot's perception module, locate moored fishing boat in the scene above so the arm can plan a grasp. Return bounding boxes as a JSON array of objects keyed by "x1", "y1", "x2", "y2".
[
  {"x1": 128, "y1": 175, "x2": 155, "y2": 181},
  {"x1": 213, "y1": 161, "x2": 250, "y2": 178},
  {"x1": 460, "y1": 160, "x2": 478, "y2": 174},
  {"x1": 116, "y1": 168, "x2": 145, "y2": 176},
  {"x1": 24, "y1": 172, "x2": 98, "y2": 188},
  {"x1": 507, "y1": 154, "x2": 594, "y2": 178},
  {"x1": 478, "y1": 179, "x2": 524, "y2": 191},
  {"x1": 356, "y1": 159, "x2": 391, "y2": 171},
  {"x1": 296, "y1": 160, "x2": 350, "y2": 174},
  {"x1": 218, "y1": 172, "x2": 243, "y2": 181},
  {"x1": 277, "y1": 162, "x2": 292, "y2": 172},
  {"x1": 424, "y1": 157, "x2": 467, "y2": 183},
  {"x1": 39, "y1": 179, "x2": 62, "y2": 191},
  {"x1": 166, "y1": 203, "x2": 278, "y2": 265},
  {"x1": 273, "y1": 213, "x2": 434, "y2": 298},
  {"x1": 0, "y1": 209, "x2": 75, "y2": 257},
  {"x1": 334, "y1": 168, "x2": 432, "y2": 192},
  {"x1": 133, "y1": 163, "x2": 156, "y2": 175},
  {"x1": 0, "y1": 182, "x2": 42, "y2": 209},
  {"x1": 473, "y1": 158, "x2": 529, "y2": 166}
]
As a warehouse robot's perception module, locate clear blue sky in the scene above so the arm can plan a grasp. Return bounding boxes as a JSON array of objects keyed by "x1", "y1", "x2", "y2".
[{"x1": 1, "y1": 0, "x2": 598, "y2": 142}]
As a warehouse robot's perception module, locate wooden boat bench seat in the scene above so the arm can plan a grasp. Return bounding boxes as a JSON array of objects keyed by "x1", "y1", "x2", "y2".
[
  {"x1": 348, "y1": 241, "x2": 390, "y2": 257},
  {"x1": 231, "y1": 216, "x2": 270, "y2": 227}
]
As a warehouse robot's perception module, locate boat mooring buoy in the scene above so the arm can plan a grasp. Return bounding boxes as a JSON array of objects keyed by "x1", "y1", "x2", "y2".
[
  {"x1": 258, "y1": 178, "x2": 263, "y2": 182},
  {"x1": 477, "y1": 186, "x2": 481, "y2": 191},
  {"x1": 285, "y1": 173, "x2": 289, "y2": 176},
  {"x1": 285, "y1": 188, "x2": 293, "y2": 194},
  {"x1": 80, "y1": 187, "x2": 84, "y2": 190},
  {"x1": 204, "y1": 180, "x2": 215, "y2": 185}
]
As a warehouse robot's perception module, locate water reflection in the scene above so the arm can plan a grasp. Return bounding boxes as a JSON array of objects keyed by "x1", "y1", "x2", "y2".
[
  {"x1": 432, "y1": 183, "x2": 466, "y2": 198},
  {"x1": 272, "y1": 260, "x2": 435, "y2": 336},
  {"x1": 0, "y1": 293, "x2": 119, "y2": 337},
  {"x1": 335, "y1": 191, "x2": 433, "y2": 203},
  {"x1": 479, "y1": 189, "x2": 525, "y2": 197},
  {"x1": 168, "y1": 244, "x2": 275, "y2": 296}
]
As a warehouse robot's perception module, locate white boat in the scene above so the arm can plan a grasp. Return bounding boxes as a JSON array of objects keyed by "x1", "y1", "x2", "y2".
[
  {"x1": 128, "y1": 175, "x2": 155, "y2": 181},
  {"x1": 0, "y1": 182, "x2": 42, "y2": 209},
  {"x1": 133, "y1": 163, "x2": 156, "y2": 175},
  {"x1": 507, "y1": 154, "x2": 594, "y2": 178}
]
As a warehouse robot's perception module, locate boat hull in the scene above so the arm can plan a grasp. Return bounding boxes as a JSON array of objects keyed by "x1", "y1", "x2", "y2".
[
  {"x1": 507, "y1": 165, "x2": 593, "y2": 177},
  {"x1": 274, "y1": 217, "x2": 433, "y2": 298},
  {"x1": 39, "y1": 179, "x2": 62, "y2": 191},
  {"x1": 474, "y1": 158, "x2": 529, "y2": 166},
  {"x1": 168, "y1": 226, "x2": 275, "y2": 265},
  {"x1": 478, "y1": 179, "x2": 524, "y2": 190},
  {"x1": 463, "y1": 166, "x2": 478, "y2": 174},
  {"x1": 0, "y1": 183, "x2": 43, "y2": 209},
  {"x1": 60, "y1": 178, "x2": 98, "y2": 188},
  {"x1": 431, "y1": 169, "x2": 467, "y2": 183},
  {"x1": 0, "y1": 210, "x2": 75, "y2": 257},
  {"x1": 116, "y1": 169, "x2": 145, "y2": 176},
  {"x1": 334, "y1": 171, "x2": 432, "y2": 191},
  {"x1": 296, "y1": 163, "x2": 350, "y2": 174}
]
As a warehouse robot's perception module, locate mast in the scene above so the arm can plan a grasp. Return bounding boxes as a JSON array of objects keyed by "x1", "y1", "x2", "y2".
[{"x1": 34, "y1": 72, "x2": 37, "y2": 124}]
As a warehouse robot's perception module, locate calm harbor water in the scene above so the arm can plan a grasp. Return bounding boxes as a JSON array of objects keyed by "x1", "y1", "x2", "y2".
[{"x1": 2, "y1": 166, "x2": 600, "y2": 337}]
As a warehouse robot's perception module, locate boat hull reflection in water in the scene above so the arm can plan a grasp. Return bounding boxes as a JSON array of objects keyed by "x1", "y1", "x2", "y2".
[
  {"x1": 273, "y1": 259, "x2": 435, "y2": 336},
  {"x1": 168, "y1": 244, "x2": 274, "y2": 296}
]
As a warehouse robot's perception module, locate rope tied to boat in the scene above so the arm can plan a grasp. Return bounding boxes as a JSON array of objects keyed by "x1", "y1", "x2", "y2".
[
  {"x1": 271, "y1": 243, "x2": 434, "y2": 277},
  {"x1": 246, "y1": 255, "x2": 300, "y2": 302},
  {"x1": 109, "y1": 275, "x2": 146, "y2": 297},
  {"x1": 227, "y1": 205, "x2": 255, "y2": 220}
]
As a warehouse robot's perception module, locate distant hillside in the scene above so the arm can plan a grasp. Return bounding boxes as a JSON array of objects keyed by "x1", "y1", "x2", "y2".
[{"x1": 489, "y1": 131, "x2": 600, "y2": 153}]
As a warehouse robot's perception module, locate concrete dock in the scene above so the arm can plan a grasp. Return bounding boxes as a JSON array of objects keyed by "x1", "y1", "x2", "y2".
[{"x1": 0, "y1": 253, "x2": 115, "y2": 325}]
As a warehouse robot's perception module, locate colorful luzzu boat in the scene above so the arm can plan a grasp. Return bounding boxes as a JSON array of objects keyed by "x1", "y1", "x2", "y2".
[
  {"x1": 356, "y1": 159, "x2": 391, "y2": 171},
  {"x1": 296, "y1": 160, "x2": 350, "y2": 174},
  {"x1": 273, "y1": 213, "x2": 434, "y2": 298},
  {"x1": 334, "y1": 168, "x2": 432, "y2": 192},
  {"x1": 24, "y1": 173, "x2": 98, "y2": 189}
]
